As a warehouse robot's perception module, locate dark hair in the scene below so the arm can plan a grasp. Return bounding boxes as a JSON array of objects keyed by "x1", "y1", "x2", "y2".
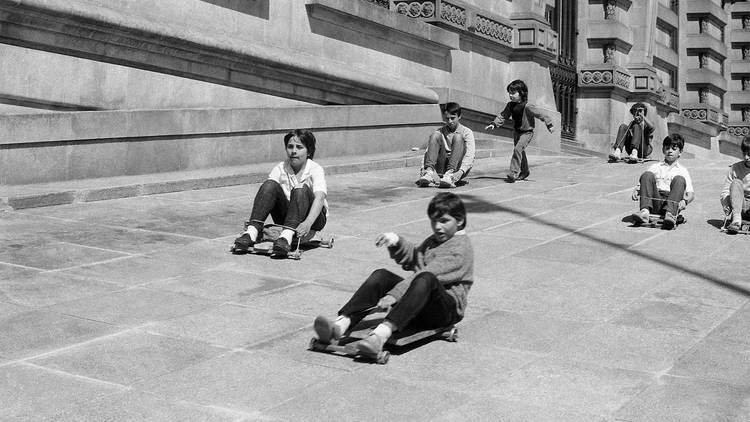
[
  {"x1": 284, "y1": 129, "x2": 317, "y2": 159},
  {"x1": 428, "y1": 192, "x2": 467, "y2": 230},
  {"x1": 630, "y1": 102, "x2": 648, "y2": 116},
  {"x1": 742, "y1": 136, "x2": 750, "y2": 154},
  {"x1": 507, "y1": 79, "x2": 528, "y2": 102},
  {"x1": 441, "y1": 102, "x2": 462, "y2": 117},
  {"x1": 663, "y1": 133, "x2": 685, "y2": 151}
]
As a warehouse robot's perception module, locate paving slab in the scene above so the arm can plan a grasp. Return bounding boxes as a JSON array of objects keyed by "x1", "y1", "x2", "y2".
[
  {"x1": 614, "y1": 376, "x2": 750, "y2": 422},
  {"x1": 1, "y1": 153, "x2": 749, "y2": 419}
]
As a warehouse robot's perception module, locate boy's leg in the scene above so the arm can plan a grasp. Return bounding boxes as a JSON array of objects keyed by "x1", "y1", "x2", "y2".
[
  {"x1": 610, "y1": 124, "x2": 629, "y2": 159},
  {"x1": 638, "y1": 172, "x2": 659, "y2": 212},
  {"x1": 283, "y1": 185, "x2": 326, "y2": 230},
  {"x1": 353, "y1": 272, "x2": 458, "y2": 355},
  {"x1": 664, "y1": 176, "x2": 686, "y2": 216},
  {"x1": 446, "y1": 133, "x2": 466, "y2": 173},
  {"x1": 384, "y1": 272, "x2": 459, "y2": 330},
  {"x1": 729, "y1": 179, "x2": 746, "y2": 221},
  {"x1": 418, "y1": 132, "x2": 446, "y2": 186},
  {"x1": 338, "y1": 269, "x2": 403, "y2": 327},
  {"x1": 509, "y1": 131, "x2": 534, "y2": 179},
  {"x1": 235, "y1": 180, "x2": 288, "y2": 249}
]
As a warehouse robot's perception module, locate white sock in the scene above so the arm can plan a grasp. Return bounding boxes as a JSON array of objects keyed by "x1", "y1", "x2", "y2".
[
  {"x1": 245, "y1": 226, "x2": 259, "y2": 242},
  {"x1": 335, "y1": 316, "x2": 351, "y2": 333},
  {"x1": 372, "y1": 323, "x2": 393, "y2": 341},
  {"x1": 279, "y1": 229, "x2": 294, "y2": 244}
]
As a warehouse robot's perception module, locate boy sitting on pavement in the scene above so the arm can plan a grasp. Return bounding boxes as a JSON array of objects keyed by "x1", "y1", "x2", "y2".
[
  {"x1": 313, "y1": 192, "x2": 474, "y2": 356},
  {"x1": 416, "y1": 102, "x2": 475, "y2": 188},
  {"x1": 631, "y1": 134, "x2": 694, "y2": 230},
  {"x1": 720, "y1": 136, "x2": 750, "y2": 233},
  {"x1": 610, "y1": 102, "x2": 654, "y2": 163}
]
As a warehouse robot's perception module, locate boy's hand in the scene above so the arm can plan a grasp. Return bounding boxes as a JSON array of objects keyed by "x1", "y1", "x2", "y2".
[
  {"x1": 723, "y1": 205, "x2": 732, "y2": 216},
  {"x1": 485, "y1": 123, "x2": 496, "y2": 131},
  {"x1": 296, "y1": 220, "x2": 313, "y2": 238},
  {"x1": 375, "y1": 232, "x2": 399, "y2": 248},
  {"x1": 376, "y1": 295, "x2": 397, "y2": 312},
  {"x1": 547, "y1": 124, "x2": 556, "y2": 133},
  {"x1": 631, "y1": 188, "x2": 640, "y2": 201},
  {"x1": 678, "y1": 200, "x2": 687, "y2": 212}
]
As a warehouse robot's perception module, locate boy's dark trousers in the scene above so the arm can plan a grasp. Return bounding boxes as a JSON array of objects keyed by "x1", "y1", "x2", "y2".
[
  {"x1": 614, "y1": 122, "x2": 653, "y2": 158},
  {"x1": 338, "y1": 269, "x2": 460, "y2": 330},
  {"x1": 510, "y1": 130, "x2": 534, "y2": 178},
  {"x1": 248, "y1": 180, "x2": 326, "y2": 234},
  {"x1": 638, "y1": 172, "x2": 686, "y2": 216},
  {"x1": 424, "y1": 131, "x2": 466, "y2": 175}
]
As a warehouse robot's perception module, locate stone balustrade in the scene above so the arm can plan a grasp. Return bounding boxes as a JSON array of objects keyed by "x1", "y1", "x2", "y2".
[{"x1": 681, "y1": 103, "x2": 728, "y2": 129}]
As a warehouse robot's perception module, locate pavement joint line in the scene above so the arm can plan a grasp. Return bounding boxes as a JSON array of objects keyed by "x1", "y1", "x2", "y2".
[
  {"x1": 183, "y1": 402, "x2": 258, "y2": 420},
  {"x1": 13, "y1": 210, "x2": 212, "y2": 241},
  {"x1": 54, "y1": 240, "x2": 140, "y2": 256},
  {"x1": 39, "y1": 253, "x2": 147, "y2": 274},
  {"x1": 0, "y1": 261, "x2": 46, "y2": 271},
  {"x1": 20, "y1": 361, "x2": 132, "y2": 390},
  {"x1": 0, "y1": 327, "x2": 140, "y2": 369}
]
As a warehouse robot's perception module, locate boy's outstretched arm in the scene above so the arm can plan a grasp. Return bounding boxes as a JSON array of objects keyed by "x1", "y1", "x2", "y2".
[
  {"x1": 527, "y1": 104, "x2": 555, "y2": 133},
  {"x1": 485, "y1": 103, "x2": 513, "y2": 130}
]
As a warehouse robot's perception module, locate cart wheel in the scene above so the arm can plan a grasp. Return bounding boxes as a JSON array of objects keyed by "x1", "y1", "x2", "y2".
[
  {"x1": 376, "y1": 351, "x2": 390, "y2": 365},
  {"x1": 309, "y1": 338, "x2": 326, "y2": 351},
  {"x1": 447, "y1": 327, "x2": 458, "y2": 342}
]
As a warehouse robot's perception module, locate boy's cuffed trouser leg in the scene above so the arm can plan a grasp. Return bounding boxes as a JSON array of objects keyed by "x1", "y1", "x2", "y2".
[
  {"x1": 339, "y1": 269, "x2": 403, "y2": 327},
  {"x1": 729, "y1": 179, "x2": 749, "y2": 219},
  {"x1": 446, "y1": 133, "x2": 466, "y2": 173},
  {"x1": 638, "y1": 172, "x2": 659, "y2": 212},
  {"x1": 424, "y1": 132, "x2": 448, "y2": 174},
  {"x1": 612, "y1": 124, "x2": 629, "y2": 151},
  {"x1": 249, "y1": 180, "x2": 288, "y2": 232},
  {"x1": 385, "y1": 272, "x2": 459, "y2": 330},
  {"x1": 665, "y1": 176, "x2": 686, "y2": 216},
  {"x1": 510, "y1": 132, "x2": 534, "y2": 178},
  {"x1": 284, "y1": 185, "x2": 326, "y2": 231}
]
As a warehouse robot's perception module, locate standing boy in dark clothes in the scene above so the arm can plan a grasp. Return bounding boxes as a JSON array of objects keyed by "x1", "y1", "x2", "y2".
[{"x1": 485, "y1": 79, "x2": 555, "y2": 183}]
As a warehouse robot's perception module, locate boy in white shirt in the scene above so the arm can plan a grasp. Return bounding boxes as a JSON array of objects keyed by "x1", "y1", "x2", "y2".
[
  {"x1": 720, "y1": 136, "x2": 750, "y2": 233},
  {"x1": 631, "y1": 134, "x2": 694, "y2": 230}
]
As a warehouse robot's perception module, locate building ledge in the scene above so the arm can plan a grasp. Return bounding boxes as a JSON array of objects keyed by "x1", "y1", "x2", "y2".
[
  {"x1": 585, "y1": 20, "x2": 634, "y2": 52},
  {"x1": 685, "y1": 0, "x2": 727, "y2": 26},
  {"x1": 730, "y1": 29, "x2": 750, "y2": 47},
  {"x1": 657, "y1": 4, "x2": 679, "y2": 29},
  {"x1": 578, "y1": 64, "x2": 631, "y2": 95},
  {"x1": 685, "y1": 34, "x2": 728, "y2": 60},
  {"x1": 305, "y1": 0, "x2": 460, "y2": 54},
  {"x1": 686, "y1": 68, "x2": 728, "y2": 93}
]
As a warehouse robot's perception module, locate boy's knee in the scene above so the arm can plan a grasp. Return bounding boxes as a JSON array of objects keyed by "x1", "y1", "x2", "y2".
[
  {"x1": 670, "y1": 175, "x2": 686, "y2": 189},
  {"x1": 289, "y1": 184, "x2": 313, "y2": 198},
  {"x1": 258, "y1": 179, "x2": 281, "y2": 193},
  {"x1": 639, "y1": 172, "x2": 655, "y2": 183},
  {"x1": 411, "y1": 272, "x2": 438, "y2": 289}
]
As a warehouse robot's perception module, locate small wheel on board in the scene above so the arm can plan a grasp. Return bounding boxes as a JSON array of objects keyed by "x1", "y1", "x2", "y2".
[
  {"x1": 376, "y1": 351, "x2": 390, "y2": 365},
  {"x1": 447, "y1": 327, "x2": 458, "y2": 342}
]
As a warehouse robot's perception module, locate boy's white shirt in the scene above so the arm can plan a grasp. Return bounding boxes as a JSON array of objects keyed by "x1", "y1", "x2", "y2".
[
  {"x1": 643, "y1": 160, "x2": 694, "y2": 193},
  {"x1": 268, "y1": 159, "x2": 329, "y2": 214}
]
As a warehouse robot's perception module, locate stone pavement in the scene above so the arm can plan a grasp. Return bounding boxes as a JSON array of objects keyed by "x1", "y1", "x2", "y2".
[{"x1": 1, "y1": 152, "x2": 749, "y2": 421}]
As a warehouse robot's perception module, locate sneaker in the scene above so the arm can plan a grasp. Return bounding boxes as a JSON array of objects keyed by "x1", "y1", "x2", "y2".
[
  {"x1": 352, "y1": 332, "x2": 386, "y2": 356},
  {"x1": 505, "y1": 174, "x2": 516, "y2": 183},
  {"x1": 314, "y1": 315, "x2": 343, "y2": 344},
  {"x1": 662, "y1": 212, "x2": 677, "y2": 230},
  {"x1": 631, "y1": 209, "x2": 650, "y2": 226},
  {"x1": 232, "y1": 233, "x2": 255, "y2": 253},
  {"x1": 416, "y1": 167, "x2": 438, "y2": 187},
  {"x1": 272, "y1": 237, "x2": 291, "y2": 257},
  {"x1": 726, "y1": 220, "x2": 742, "y2": 233},
  {"x1": 627, "y1": 149, "x2": 639, "y2": 163},
  {"x1": 608, "y1": 148, "x2": 621, "y2": 162},
  {"x1": 439, "y1": 170, "x2": 456, "y2": 188},
  {"x1": 517, "y1": 171, "x2": 530, "y2": 181}
]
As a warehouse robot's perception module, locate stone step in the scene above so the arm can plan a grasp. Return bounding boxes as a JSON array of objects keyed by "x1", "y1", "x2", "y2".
[{"x1": 0, "y1": 144, "x2": 521, "y2": 211}]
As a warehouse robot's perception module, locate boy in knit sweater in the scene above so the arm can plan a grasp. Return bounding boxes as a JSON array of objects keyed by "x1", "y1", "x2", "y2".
[
  {"x1": 314, "y1": 192, "x2": 474, "y2": 356},
  {"x1": 720, "y1": 136, "x2": 750, "y2": 233}
]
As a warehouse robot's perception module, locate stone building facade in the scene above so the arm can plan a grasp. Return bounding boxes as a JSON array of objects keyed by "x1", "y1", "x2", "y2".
[{"x1": 0, "y1": 0, "x2": 743, "y2": 185}]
